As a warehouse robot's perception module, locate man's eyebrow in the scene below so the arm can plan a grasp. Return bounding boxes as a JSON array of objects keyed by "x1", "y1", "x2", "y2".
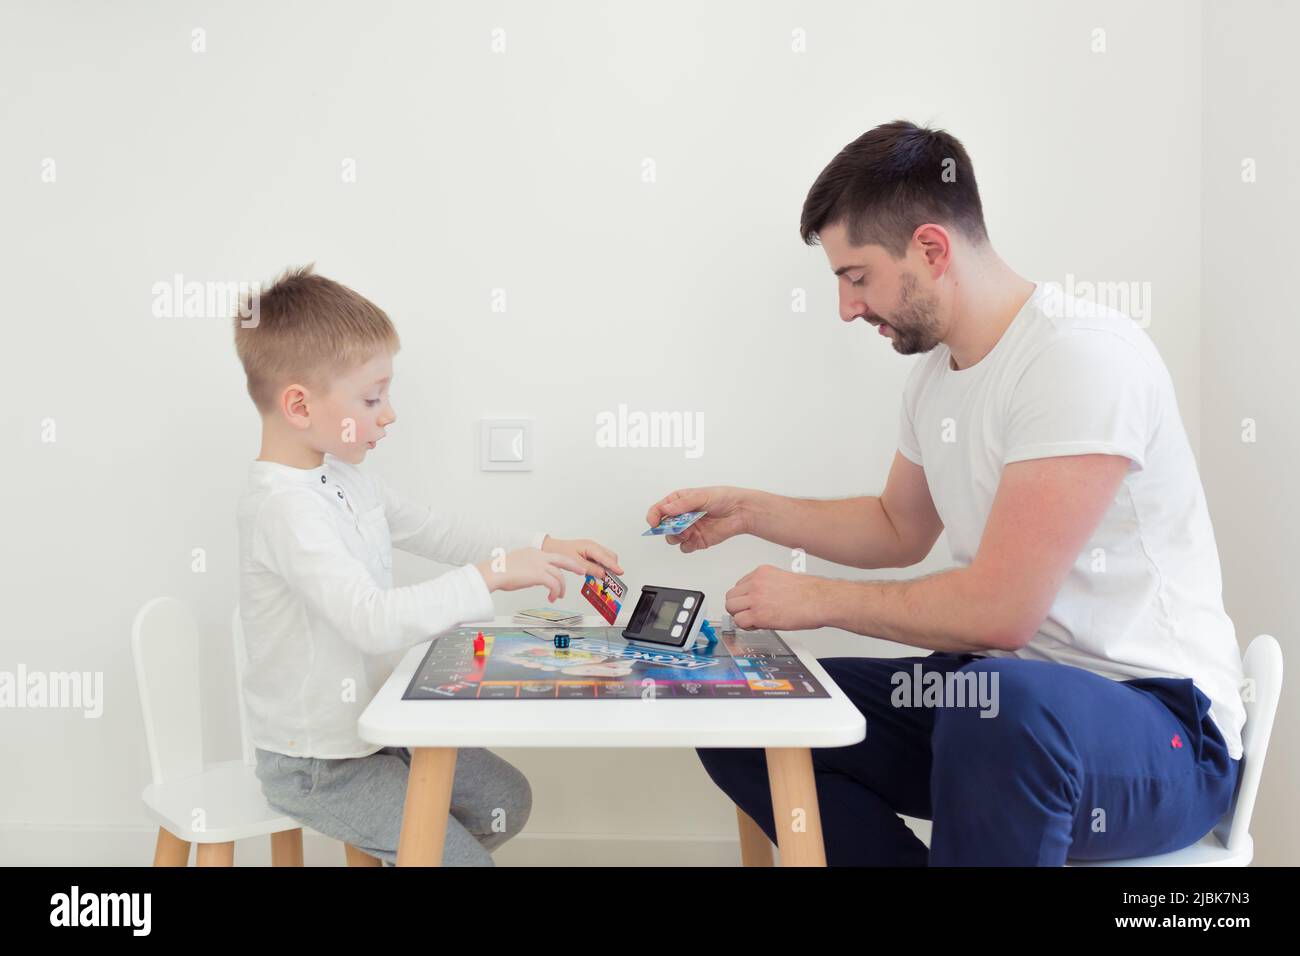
[
  {"x1": 372, "y1": 377, "x2": 390, "y2": 386},
  {"x1": 833, "y1": 264, "x2": 868, "y2": 276}
]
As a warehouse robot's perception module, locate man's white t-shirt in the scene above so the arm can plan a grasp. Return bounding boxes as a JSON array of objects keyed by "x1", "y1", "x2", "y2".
[
  {"x1": 897, "y1": 281, "x2": 1245, "y2": 759},
  {"x1": 236, "y1": 454, "x2": 545, "y2": 759}
]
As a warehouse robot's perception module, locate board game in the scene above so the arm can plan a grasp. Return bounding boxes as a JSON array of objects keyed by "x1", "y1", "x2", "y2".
[{"x1": 402, "y1": 625, "x2": 830, "y2": 700}]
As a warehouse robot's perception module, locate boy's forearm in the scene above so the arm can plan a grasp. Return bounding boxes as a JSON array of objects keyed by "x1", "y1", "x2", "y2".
[
  {"x1": 818, "y1": 569, "x2": 1020, "y2": 653},
  {"x1": 473, "y1": 559, "x2": 498, "y2": 593},
  {"x1": 744, "y1": 490, "x2": 915, "y2": 569}
]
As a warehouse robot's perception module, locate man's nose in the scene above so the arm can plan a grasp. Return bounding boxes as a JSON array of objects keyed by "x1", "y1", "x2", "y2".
[{"x1": 839, "y1": 288, "x2": 865, "y2": 323}]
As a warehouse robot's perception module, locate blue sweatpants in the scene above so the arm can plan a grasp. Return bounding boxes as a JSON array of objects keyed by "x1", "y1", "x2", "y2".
[{"x1": 698, "y1": 653, "x2": 1240, "y2": 866}]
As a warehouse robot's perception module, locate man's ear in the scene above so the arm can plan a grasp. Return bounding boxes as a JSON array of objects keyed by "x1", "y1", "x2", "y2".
[
  {"x1": 280, "y1": 384, "x2": 313, "y2": 430},
  {"x1": 912, "y1": 223, "x2": 952, "y2": 277}
]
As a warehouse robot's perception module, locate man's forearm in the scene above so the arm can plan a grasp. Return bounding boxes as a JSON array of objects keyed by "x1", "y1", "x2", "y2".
[
  {"x1": 744, "y1": 489, "x2": 914, "y2": 569},
  {"x1": 817, "y1": 568, "x2": 1021, "y2": 653}
]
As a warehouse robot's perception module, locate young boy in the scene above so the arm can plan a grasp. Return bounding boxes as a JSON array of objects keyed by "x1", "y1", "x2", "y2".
[{"x1": 233, "y1": 264, "x2": 621, "y2": 866}]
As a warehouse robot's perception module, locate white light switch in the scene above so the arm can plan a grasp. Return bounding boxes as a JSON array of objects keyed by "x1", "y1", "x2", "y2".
[
  {"x1": 480, "y1": 419, "x2": 533, "y2": 471},
  {"x1": 489, "y1": 427, "x2": 524, "y2": 462}
]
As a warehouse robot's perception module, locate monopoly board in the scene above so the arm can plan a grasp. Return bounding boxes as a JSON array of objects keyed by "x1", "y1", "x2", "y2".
[{"x1": 401, "y1": 626, "x2": 830, "y2": 700}]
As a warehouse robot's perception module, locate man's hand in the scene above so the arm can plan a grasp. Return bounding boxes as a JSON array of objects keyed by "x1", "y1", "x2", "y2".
[
  {"x1": 645, "y1": 486, "x2": 753, "y2": 553},
  {"x1": 725, "y1": 565, "x2": 831, "y2": 631},
  {"x1": 540, "y1": 536, "x2": 623, "y2": 579}
]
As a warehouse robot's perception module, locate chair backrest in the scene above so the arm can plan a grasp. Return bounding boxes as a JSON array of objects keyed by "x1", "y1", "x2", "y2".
[
  {"x1": 130, "y1": 597, "x2": 205, "y2": 786},
  {"x1": 231, "y1": 604, "x2": 256, "y2": 767},
  {"x1": 1215, "y1": 634, "x2": 1283, "y2": 850}
]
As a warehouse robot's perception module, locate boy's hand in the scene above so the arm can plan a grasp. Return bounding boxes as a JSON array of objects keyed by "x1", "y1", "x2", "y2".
[
  {"x1": 540, "y1": 536, "x2": 623, "y2": 579},
  {"x1": 475, "y1": 548, "x2": 587, "y2": 604}
]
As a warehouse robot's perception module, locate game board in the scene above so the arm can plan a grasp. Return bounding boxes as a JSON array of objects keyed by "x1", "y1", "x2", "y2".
[{"x1": 402, "y1": 626, "x2": 830, "y2": 700}]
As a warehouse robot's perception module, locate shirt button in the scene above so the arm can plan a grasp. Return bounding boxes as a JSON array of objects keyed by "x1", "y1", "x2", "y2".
[
  {"x1": 320, "y1": 475, "x2": 327, "y2": 484},
  {"x1": 337, "y1": 490, "x2": 344, "y2": 499}
]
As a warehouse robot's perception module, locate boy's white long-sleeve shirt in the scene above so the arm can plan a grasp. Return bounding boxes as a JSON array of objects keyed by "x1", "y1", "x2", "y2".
[{"x1": 236, "y1": 453, "x2": 546, "y2": 758}]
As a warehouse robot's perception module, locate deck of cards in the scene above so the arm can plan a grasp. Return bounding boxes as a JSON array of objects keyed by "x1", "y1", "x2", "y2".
[
  {"x1": 513, "y1": 607, "x2": 583, "y2": 627},
  {"x1": 580, "y1": 566, "x2": 628, "y2": 625},
  {"x1": 643, "y1": 510, "x2": 707, "y2": 536}
]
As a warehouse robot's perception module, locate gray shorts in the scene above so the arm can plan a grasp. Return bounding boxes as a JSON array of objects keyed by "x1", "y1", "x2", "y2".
[{"x1": 254, "y1": 746, "x2": 532, "y2": 866}]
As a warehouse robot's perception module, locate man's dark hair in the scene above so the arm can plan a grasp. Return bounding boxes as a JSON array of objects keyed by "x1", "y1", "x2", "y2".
[{"x1": 800, "y1": 120, "x2": 989, "y2": 257}]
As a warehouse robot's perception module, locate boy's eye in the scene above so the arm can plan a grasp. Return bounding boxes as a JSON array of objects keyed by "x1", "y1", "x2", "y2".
[
  {"x1": 365, "y1": 398, "x2": 381, "y2": 407},
  {"x1": 850, "y1": 276, "x2": 865, "y2": 287}
]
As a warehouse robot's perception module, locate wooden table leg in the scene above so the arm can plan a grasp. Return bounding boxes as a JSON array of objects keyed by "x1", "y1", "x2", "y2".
[
  {"x1": 736, "y1": 806, "x2": 774, "y2": 867},
  {"x1": 196, "y1": 841, "x2": 235, "y2": 866},
  {"x1": 396, "y1": 747, "x2": 457, "y2": 867},
  {"x1": 270, "y1": 827, "x2": 304, "y2": 866},
  {"x1": 345, "y1": 843, "x2": 383, "y2": 866},
  {"x1": 152, "y1": 827, "x2": 191, "y2": 866},
  {"x1": 765, "y1": 747, "x2": 827, "y2": 866}
]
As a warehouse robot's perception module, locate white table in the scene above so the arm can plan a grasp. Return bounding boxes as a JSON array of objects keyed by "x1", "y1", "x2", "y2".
[{"x1": 357, "y1": 615, "x2": 866, "y2": 866}]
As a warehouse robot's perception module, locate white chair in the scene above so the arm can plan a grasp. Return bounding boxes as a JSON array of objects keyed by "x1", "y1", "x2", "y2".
[
  {"x1": 1068, "y1": 633, "x2": 1283, "y2": 867},
  {"x1": 131, "y1": 597, "x2": 380, "y2": 866}
]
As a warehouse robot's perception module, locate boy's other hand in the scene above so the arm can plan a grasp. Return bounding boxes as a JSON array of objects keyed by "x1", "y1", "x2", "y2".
[
  {"x1": 540, "y1": 536, "x2": 623, "y2": 579},
  {"x1": 475, "y1": 548, "x2": 587, "y2": 604}
]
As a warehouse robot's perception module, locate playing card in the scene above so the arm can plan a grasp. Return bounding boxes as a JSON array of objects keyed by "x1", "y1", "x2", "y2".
[
  {"x1": 581, "y1": 567, "x2": 627, "y2": 624},
  {"x1": 643, "y1": 510, "x2": 707, "y2": 536},
  {"x1": 600, "y1": 568, "x2": 627, "y2": 600}
]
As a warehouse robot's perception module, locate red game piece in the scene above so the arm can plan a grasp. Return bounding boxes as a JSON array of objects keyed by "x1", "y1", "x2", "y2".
[{"x1": 473, "y1": 632, "x2": 486, "y2": 656}]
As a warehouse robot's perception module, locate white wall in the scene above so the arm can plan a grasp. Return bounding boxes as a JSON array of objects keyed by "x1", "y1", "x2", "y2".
[
  {"x1": 1200, "y1": 0, "x2": 1298, "y2": 867},
  {"x1": 1, "y1": 0, "x2": 1227, "y2": 863}
]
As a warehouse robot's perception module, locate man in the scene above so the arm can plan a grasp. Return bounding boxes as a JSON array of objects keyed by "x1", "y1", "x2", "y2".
[{"x1": 646, "y1": 120, "x2": 1244, "y2": 866}]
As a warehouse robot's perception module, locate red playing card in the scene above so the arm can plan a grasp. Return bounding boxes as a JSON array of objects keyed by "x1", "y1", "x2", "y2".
[{"x1": 581, "y1": 574, "x2": 620, "y2": 625}]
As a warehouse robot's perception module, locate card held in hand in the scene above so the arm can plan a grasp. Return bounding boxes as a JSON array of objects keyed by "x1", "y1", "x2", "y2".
[
  {"x1": 643, "y1": 510, "x2": 707, "y2": 536},
  {"x1": 581, "y1": 567, "x2": 627, "y2": 624}
]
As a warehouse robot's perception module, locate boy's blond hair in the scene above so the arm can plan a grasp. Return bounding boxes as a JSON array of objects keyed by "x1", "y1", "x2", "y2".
[{"x1": 234, "y1": 264, "x2": 400, "y2": 414}]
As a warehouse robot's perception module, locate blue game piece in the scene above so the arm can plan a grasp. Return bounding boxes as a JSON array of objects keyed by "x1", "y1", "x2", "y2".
[
  {"x1": 699, "y1": 620, "x2": 718, "y2": 645},
  {"x1": 554, "y1": 633, "x2": 570, "y2": 649}
]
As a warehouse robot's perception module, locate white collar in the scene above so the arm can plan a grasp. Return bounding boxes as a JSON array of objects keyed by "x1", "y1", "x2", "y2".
[{"x1": 249, "y1": 457, "x2": 332, "y2": 487}]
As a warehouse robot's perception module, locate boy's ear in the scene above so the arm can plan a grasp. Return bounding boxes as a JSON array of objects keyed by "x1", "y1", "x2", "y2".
[{"x1": 281, "y1": 384, "x2": 313, "y2": 430}]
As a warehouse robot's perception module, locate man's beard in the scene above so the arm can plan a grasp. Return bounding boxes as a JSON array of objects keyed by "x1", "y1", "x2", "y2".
[{"x1": 882, "y1": 271, "x2": 943, "y2": 355}]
